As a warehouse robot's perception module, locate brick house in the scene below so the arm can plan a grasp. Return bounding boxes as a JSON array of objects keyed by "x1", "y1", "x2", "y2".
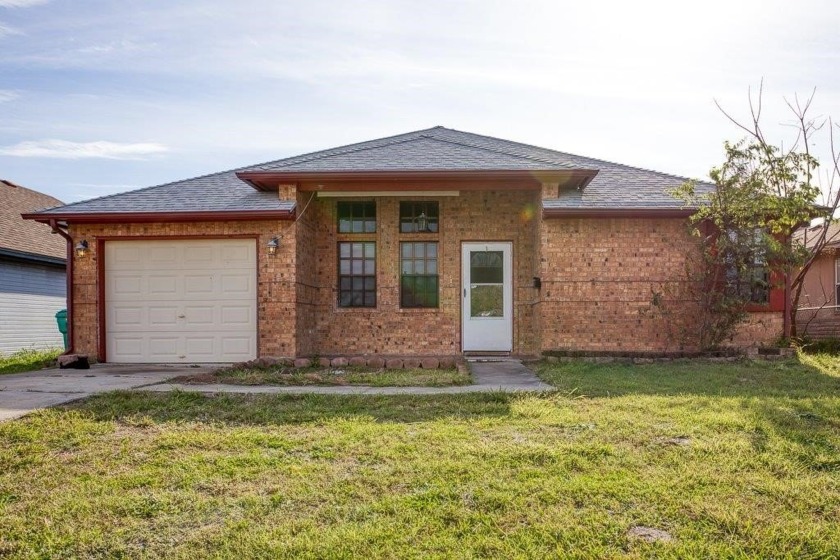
[{"x1": 23, "y1": 127, "x2": 785, "y2": 363}]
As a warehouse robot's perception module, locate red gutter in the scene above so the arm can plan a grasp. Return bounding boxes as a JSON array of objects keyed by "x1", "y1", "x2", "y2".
[
  {"x1": 21, "y1": 209, "x2": 295, "y2": 224},
  {"x1": 48, "y1": 219, "x2": 74, "y2": 355},
  {"x1": 237, "y1": 169, "x2": 599, "y2": 191},
  {"x1": 542, "y1": 208, "x2": 695, "y2": 219}
]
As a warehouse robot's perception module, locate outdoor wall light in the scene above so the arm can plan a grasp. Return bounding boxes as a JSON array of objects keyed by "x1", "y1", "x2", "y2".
[
  {"x1": 74, "y1": 240, "x2": 89, "y2": 258},
  {"x1": 267, "y1": 237, "x2": 279, "y2": 255},
  {"x1": 416, "y1": 212, "x2": 428, "y2": 232}
]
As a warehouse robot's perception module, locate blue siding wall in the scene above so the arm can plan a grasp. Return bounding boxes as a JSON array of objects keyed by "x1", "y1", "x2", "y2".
[{"x1": 0, "y1": 259, "x2": 66, "y2": 354}]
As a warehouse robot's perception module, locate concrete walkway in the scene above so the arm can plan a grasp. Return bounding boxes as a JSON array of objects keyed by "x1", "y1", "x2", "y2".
[
  {"x1": 144, "y1": 358, "x2": 553, "y2": 396},
  {"x1": 0, "y1": 364, "x2": 216, "y2": 422},
  {"x1": 1, "y1": 359, "x2": 552, "y2": 421}
]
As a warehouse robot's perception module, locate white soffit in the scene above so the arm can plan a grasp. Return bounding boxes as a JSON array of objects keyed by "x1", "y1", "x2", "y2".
[{"x1": 316, "y1": 191, "x2": 460, "y2": 198}]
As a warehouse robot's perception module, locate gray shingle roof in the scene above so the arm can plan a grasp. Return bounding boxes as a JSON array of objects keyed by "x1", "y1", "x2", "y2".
[
  {"x1": 1, "y1": 179, "x2": 66, "y2": 260},
  {"x1": 31, "y1": 126, "x2": 711, "y2": 217},
  {"x1": 32, "y1": 170, "x2": 294, "y2": 215}
]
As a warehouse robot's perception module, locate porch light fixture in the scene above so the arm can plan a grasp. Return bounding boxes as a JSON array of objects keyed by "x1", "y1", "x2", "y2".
[
  {"x1": 74, "y1": 240, "x2": 89, "y2": 258},
  {"x1": 266, "y1": 237, "x2": 279, "y2": 255},
  {"x1": 416, "y1": 212, "x2": 428, "y2": 232}
]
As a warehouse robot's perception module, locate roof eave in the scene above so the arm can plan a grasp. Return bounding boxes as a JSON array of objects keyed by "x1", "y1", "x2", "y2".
[
  {"x1": 0, "y1": 247, "x2": 66, "y2": 266},
  {"x1": 542, "y1": 207, "x2": 696, "y2": 219},
  {"x1": 236, "y1": 169, "x2": 599, "y2": 192},
  {"x1": 21, "y1": 209, "x2": 296, "y2": 224}
]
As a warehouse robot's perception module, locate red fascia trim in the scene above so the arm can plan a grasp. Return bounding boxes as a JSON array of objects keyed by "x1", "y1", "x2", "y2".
[
  {"x1": 542, "y1": 208, "x2": 696, "y2": 219},
  {"x1": 237, "y1": 169, "x2": 599, "y2": 191},
  {"x1": 22, "y1": 210, "x2": 295, "y2": 224}
]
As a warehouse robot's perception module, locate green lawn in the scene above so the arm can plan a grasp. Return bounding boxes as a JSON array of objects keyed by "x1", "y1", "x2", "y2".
[
  {"x1": 173, "y1": 365, "x2": 470, "y2": 387},
  {"x1": 0, "y1": 348, "x2": 61, "y2": 375},
  {"x1": 1, "y1": 356, "x2": 839, "y2": 558}
]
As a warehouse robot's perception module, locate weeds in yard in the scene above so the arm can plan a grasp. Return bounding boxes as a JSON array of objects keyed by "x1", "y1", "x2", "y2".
[
  {"x1": 173, "y1": 365, "x2": 471, "y2": 387},
  {"x1": 0, "y1": 347, "x2": 61, "y2": 375}
]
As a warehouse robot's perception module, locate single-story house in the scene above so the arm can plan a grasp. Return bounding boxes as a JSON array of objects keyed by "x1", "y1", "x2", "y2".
[
  {"x1": 1, "y1": 179, "x2": 67, "y2": 354},
  {"x1": 794, "y1": 222, "x2": 840, "y2": 339},
  {"x1": 23, "y1": 127, "x2": 785, "y2": 363}
]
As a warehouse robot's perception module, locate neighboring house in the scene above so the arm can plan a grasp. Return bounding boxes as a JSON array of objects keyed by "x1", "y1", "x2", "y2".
[
  {"x1": 23, "y1": 127, "x2": 785, "y2": 363},
  {"x1": 794, "y1": 223, "x2": 840, "y2": 339},
  {"x1": 1, "y1": 179, "x2": 67, "y2": 354}
]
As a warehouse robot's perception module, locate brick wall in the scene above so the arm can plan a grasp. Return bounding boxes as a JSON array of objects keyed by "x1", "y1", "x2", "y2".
[
  {"x1": 68, "y1": 220, "x2": 296, "y2": 360},
  {"x1": 298, "y1": 190, "x2": 541, "y2": 356},
  {"x1": 67, "y1": 199, "x2": 783, "y2": 361},
  {"x1": 538, "y1": 216, "x2": 782, "y2": 352}
]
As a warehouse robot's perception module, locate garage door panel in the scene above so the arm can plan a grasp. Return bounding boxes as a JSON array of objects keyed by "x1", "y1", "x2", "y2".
[
  {"x1": 221, "y1": 305, "x2": 252, "y2": 326},
  {"x1": 148, "y1": 275, "x2": 180, "y2": 297},
  {"x1": 148, "y1": 246, "x2": 179, "y2": 264},
  {"x1": 185, "y1": 337, "x2": 215, "y2": 359},
  {"x1": 183, "y1": 245, "x2": 215, "y2": 264},
  {"x1": 220, "y1": 244, "x2": 254, "y2": 266},
  {"x1": 110, "y1": 336, "x2": 144, "y2": 360},
  {"x1": 221, "y1": 336, "x2": 254, "y2": 358},
  {"x1": 148, "y1": 306, "x2": 179, "y2": 327},
  {"x1": 184, "y1": 274, "x2": 214, "y2": 295},
  {"x1": 105, "y1": 239, "x2": 257, "y2": 363},
  {"x1": 221, "y1": 273, "x2": 253, "y2": 295},
  {"x1": 184, "y1": 305, "x2": 214, "y2": 325},
  {"x1": 109, "y1": 274, "x2": 142, "y2": 296}
]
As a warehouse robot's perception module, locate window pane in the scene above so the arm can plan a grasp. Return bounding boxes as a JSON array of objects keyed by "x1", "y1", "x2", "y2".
[
  {"x1": 471, "y1": 285, "x2": 503, "y2": 317},
  {"x1": 338, "y1": 241, "x2": 376, "y2": 308},
  {"x1": 338, "y1": 201, "x2": 376, "y2": 234},
  {"x1": 399, "y1": 241, "x2": 439, "y2": 308},
  {"x1": 470, "y1": 251, "x2": 503, "y2": 284}
]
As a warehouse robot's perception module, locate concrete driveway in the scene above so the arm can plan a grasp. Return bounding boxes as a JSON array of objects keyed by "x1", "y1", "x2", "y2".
[{"x1": 0, "y1": 364, "x2": 216, "y2": 422}]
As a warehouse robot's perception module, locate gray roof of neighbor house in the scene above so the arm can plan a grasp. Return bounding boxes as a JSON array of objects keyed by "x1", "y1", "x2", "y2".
[
  {"x1": 29, "y1": 126, "x2": 711, "y2": 217},
  {"x1": 1, "y1": 179, "x2": 66, "y2": 262}
]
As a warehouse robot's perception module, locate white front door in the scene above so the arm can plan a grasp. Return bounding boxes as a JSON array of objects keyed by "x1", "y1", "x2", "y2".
[{"x1": 461, "y1": 242, "x2": 513, "y2": 352}]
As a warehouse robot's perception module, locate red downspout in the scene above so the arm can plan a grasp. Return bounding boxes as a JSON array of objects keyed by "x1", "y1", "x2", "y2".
[{"x1": 49, "y1": 219, "x2": 74, "y2": 355}]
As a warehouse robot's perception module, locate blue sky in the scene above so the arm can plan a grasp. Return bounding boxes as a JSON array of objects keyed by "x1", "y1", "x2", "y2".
[{"x1": 1, "y1": 0, "x2": 838, "y2": 204}]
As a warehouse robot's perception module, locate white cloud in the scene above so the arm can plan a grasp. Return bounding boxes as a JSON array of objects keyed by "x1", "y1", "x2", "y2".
[
  {"x1": 0, "y1": 0, "x2": 50, "y2": 7},
  {"x1": 0, "y1": 89, "x2": 18, "y2": 102},
  {"x1": 0, "y1": 139, "x2": 168, "y2": 159},
  {"x1": 0, "y1": 21, "x2": 21, "y2": 36}
]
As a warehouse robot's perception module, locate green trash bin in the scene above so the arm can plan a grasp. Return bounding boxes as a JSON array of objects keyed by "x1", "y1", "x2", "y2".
[{"x1": 55, "y1": 309, "x2": 68, "y2": 350}]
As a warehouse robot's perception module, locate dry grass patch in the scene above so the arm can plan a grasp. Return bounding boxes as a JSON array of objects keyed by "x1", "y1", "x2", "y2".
[{"x1": 173, "y1": 365, "x2": 470, "y2": 387}]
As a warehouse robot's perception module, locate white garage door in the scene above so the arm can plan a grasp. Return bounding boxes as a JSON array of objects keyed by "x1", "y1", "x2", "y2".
[{"x1": 105, "y1": 239, "x2": 257, "y2": 363}]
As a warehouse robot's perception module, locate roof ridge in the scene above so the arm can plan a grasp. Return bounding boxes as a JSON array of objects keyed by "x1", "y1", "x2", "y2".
[
  {"x1": 245, "y1": 127, "x2": 444, "y2": 171},
  {"x1": 262, "y1": 134, "x2": 429, "y2": 169},
  {"x1": 420, "y1": 132, "x2": 577, "y2": 169},
  {"x1": 431, "y1": 126, "x2": 709, "y2": 185}
]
